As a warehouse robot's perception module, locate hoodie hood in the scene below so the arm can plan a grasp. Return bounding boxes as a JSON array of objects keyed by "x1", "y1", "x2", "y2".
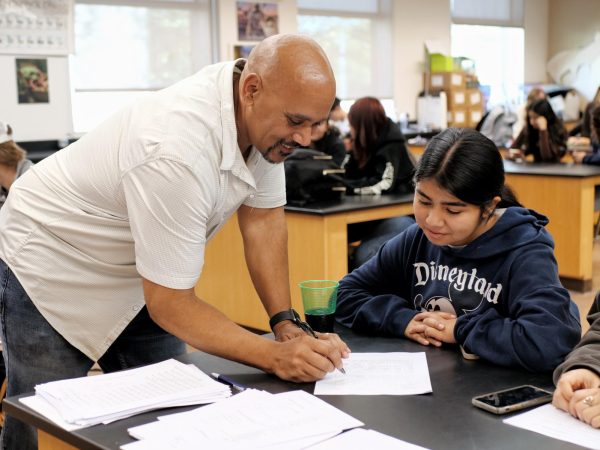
[
  {"x1": 441, "y1": 207, "x2": 552, "y2": 260},
  {"x1": 374, "y1": 118, "x2": 405, "y2": 152}
]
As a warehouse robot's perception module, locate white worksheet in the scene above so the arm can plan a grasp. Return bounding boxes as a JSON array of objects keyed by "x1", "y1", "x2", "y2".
[
  {"x1": 504, "y1": 403, "x2": 600, "y2": 449},
  {"x1": 314, "y1": 352, "x2": 432, "y2": 395},
  {"x1": 307, "y1": 428, "x2": 430, "y2": 449}
]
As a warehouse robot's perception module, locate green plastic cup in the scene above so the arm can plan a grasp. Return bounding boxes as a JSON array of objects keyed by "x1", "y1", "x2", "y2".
[{"x1": 298, "y1": 280, "x2": 339, "y2": 333}]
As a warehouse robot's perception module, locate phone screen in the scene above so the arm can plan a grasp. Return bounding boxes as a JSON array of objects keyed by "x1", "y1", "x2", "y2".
[{"x1": 475, "y1": 385, "x2": 551, "y2": 408}]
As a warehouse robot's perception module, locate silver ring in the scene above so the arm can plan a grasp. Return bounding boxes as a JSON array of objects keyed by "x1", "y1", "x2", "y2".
[{"x1": 583, "y1": 395, "x2": 594, "y2": 406}]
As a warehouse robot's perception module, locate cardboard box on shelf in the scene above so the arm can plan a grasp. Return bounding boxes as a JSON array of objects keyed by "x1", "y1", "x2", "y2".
[
  {"x1": 447, "y1": 89, "x2": 467, "y2": 110},
  {"x1": 467, "y1": 108, "x2": 484, "y2": 128},
  {"x1": 466, "y1": 88, "x2": 484, "y2": 109},
  {"x1": 447, "y1": 108, "x2": 468, "y2": 128},
  {"x1": 424, "y1": 71, "x2": 466, "y2": 92},
  {"x1": 465, "y1": 74, "x2": 480, "y2": 89}
]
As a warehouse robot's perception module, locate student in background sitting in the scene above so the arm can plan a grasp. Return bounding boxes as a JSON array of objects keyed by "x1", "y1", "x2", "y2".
[
  {"x1": 343, "y1": 97, "x2": 416, "y2": 269},
  {"x1": 553, "y1": 293, "x2": 600, "y2": 428},
  {"x1": 329, "y1": 97, "x2": 350, "y2": 137},
  {"x1": 572, "y1": 104, "x2": 600, "y2": 165},
  {"x1": 508, "y1": 98, "x2": 567, "y2": 163},
  {"x1": 337, "y1": 128, "x2": 581, "y2": 372},
  {"x1": 512, "y1": 87, "x2": 547, "y2": 139},
  {"x1": 344, "y1": 97, "x2": 415, "y2": 195},
  {"x1": 0, "y1": 122, "x2": 33, "y2": 209},
  {"x1": 309, "y1": 116, "x2": 346, "y2": 167}
]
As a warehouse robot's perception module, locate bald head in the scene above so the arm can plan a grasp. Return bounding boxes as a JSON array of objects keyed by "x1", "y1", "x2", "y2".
[
  {"x1": 235, "y1": 34, "x2": 337, "y2": 162},
  {"x1": 244, "y1": 34, "x2": 335, "y2": 95}
]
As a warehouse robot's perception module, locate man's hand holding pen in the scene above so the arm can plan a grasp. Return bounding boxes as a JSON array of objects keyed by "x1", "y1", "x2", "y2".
[
  {"x1": 268, "y1": 334, "x2": 350, "y2": 382},
  {"x1": 268, "y1": 308, "x2": 349, "y2": 381}
]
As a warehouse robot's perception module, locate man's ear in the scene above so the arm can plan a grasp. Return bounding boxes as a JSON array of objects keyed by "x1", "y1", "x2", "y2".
[{"x1": 241, "y1": 73, "x2": 261, "y2": 104}]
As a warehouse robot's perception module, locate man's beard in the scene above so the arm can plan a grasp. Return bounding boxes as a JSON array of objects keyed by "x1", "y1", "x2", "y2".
[{"x1": 260, "y1": 140, "x2": 299, "y2": 164}]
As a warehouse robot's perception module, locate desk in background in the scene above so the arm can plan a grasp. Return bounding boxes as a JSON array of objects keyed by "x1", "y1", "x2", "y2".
[
  {"x1": 4, "y1": 326, "x2": 581, "y2": 450},
  {"x1": 195, "y1": 194, "x2": 413, "y2": 331},
  {"x1": 503, "y1": 161, "x2": 600, "y2": 291}
]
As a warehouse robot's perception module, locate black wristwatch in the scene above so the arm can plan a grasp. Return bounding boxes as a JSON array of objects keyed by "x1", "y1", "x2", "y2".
[{"x1": 269, "y1": 308, "x2": 317, "y2": 337}]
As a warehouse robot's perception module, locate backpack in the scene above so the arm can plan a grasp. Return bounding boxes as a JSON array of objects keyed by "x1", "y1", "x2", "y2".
[{"x1": 284, "y1": 149, "x2": 346, "y2": 206}]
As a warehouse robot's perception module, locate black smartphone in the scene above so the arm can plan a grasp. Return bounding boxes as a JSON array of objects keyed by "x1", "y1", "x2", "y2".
[{"x1": 472, "y1": 385, "x2": 553, "y2": 415}]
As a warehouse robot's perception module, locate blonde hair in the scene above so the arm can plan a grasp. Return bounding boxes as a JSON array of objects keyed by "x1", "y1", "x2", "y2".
[{"x1": 0, "y1": 133, "x2": 27, "y2": 168}]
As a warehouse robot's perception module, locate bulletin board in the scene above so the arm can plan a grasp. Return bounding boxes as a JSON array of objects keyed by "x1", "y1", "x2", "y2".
[{"x1": 0, "y1": 0, "x2": 74, "y2": 55}]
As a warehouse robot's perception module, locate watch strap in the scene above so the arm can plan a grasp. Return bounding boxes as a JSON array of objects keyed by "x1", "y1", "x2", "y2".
[
  {"x1": 269, "y1": 309, "x2": 297, "y2": 331},
  {"x1": 269, "y1": 308, "x2": 317, "y2": 338}
]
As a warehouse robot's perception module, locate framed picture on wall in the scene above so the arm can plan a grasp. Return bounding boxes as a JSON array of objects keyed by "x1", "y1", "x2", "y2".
[
  {"x1": 236, "y1": 2, "x2": 279, "y2": 41},
  {"x1": 233, "y1": 44, "x2": 255, "y2": 60},
  {"x1": 16, "y1": 58, "x2": 49, "y2": 104}
]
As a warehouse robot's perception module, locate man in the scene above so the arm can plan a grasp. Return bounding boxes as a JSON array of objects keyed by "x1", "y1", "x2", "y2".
[{"x1": 0, "y1": 34, "x2": 349, "y2": 449}]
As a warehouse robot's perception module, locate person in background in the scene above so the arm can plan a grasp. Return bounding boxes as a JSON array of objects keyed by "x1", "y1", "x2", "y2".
[
  {"x1": 512, "y1": 87, "x2": 547, "y2": 139},
  {"x1": 572, "y1": 104, "x2": 600, "y2": 165},
  {"x1": 0, "y1": 122, "x2": 33, "y2": 210},
  {"x1": 0, "y1": 34, "x2": 349, "y2": 450},
  {"x1": 343, "y1": 97, "x2": 416, "y2": 269},
  {"x1": 309, "y1": 109, "x2": 346, "y2": 167},
  {"x1": 329, "y1": 96, "x2": 350, "y2": 137},
  {"x1": 568, "y1": 86, "x2": 600, "y2": 138},
  {"x1": 553, "y1": 294, "x2": 600, "y2": 428},
  {"x1": 336, "y1": 128, "x2": 581, "y2": 372},
  {"x1": 508, "y1": 98, "x2": 567, "y2": 163},
  {"x1": 344, "y1": 97, "x2": 415, "y2": 195}
]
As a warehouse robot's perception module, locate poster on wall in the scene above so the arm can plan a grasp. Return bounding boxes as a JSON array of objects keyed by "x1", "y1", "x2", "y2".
[
  {"x1": 0, "y1": 0, "x2": 74, "y2": 55},
  {"x1": 233, "y1": 44, "x2": 255, "y2": 60},
  {"x1": 16, "y1": 58, "x2": 49, "y2": 103},
  {"x1": 237, "y1": 2, "x2": 279, "y2": 42}
]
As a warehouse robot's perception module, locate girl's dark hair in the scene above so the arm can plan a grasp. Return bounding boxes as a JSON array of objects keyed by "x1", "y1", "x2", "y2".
[
  {"x1": 591, "y1": 103, "x2": 600, "y2": 143},
  {"x1": 526, "y1": 98, "x2": 567, "y2": 152},
  {"x1": 415, "y1": 128, "x2": 521, "y2": 213},
  {"x1": 348, "y1": 97, "x2": 387, "y2": 167}
]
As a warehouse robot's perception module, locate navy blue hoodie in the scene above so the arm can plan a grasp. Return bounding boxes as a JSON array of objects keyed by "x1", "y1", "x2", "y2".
[{"x1": 336, "y1": 207, "x2": 581, "y2": 372}]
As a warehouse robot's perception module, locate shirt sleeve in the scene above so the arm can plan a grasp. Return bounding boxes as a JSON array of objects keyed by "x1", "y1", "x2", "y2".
[
  {"x1": 122, "y1": 158, "x2": 215, "y2": 289},
  {"x1": 553, "y1": 296, "x2": 600, "y2": 383},
  {"x1": 243, "y1": 158, "x2": 286, "y2": 209},
  {"x1": 336, "y1": 230, "x2": 417, "y2": 335}
]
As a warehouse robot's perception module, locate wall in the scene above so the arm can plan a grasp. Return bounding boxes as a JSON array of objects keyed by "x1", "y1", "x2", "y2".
[
  {"x1": 0, "y1": 55, "x2": 73, "y2": 141},
  {"x1": 392, "y1": 0, "x2": 451, "y2": 119},
  {"x1": 2, "y1": 0, "x2": 587, "y2": 140},
  {"x1": 523, "y1": 0, "x2": 549, "y2": 84},
  {"x1": 548, "y1": 0, "x2": 600, "y2": 56}
]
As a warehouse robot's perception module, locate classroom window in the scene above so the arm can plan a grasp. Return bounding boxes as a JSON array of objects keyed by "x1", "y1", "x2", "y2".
[
  {"x1": 451, "y1": 24, "x2": 524, "y2": 108},
  {"x1": 70, "y1": 0, "x2": 212, "y2": 133},
  {"x1": 297, "y1": 0, "x2": 392, "y2": 101}
]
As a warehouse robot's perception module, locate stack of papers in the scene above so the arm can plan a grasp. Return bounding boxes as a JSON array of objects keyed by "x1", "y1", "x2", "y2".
[
  {"x1": 121, "y1": 389, "x2": 365, "y2": 449},
  {"x1": 20, "y1": 359, "x2": 231, "y2": 429}
]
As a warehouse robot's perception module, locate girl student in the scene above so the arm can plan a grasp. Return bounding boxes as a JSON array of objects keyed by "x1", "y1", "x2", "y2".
[
  {"x1": 336, "y1": 128, "x2": 581, "y2": 372},
  {"x1": 509, "y1": 98, "x2": 567, "y2": 163}
]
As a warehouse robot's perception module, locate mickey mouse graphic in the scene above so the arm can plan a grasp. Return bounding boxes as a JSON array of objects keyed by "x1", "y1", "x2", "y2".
[{"x1": 414, "y1": 283, "x2": 486, "y2": 317}]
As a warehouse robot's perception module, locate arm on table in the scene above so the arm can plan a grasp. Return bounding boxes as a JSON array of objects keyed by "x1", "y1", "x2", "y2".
[{"x1": 143, "y1": 279, "x2": 345, "y2": 382}]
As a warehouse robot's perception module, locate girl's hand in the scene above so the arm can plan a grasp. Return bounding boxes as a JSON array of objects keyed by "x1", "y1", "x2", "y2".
[
  {"x1": 535, "y1": 115, "x2": 547, "y2": 130},
  {"x1": 405, "y1": 311, "x2": 456, "y2": 347}
]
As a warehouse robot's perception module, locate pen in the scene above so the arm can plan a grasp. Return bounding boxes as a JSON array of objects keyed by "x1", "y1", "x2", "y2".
[
  {"x1": 210, "y1": 372, "x2": 247, "y2": 392},
  {"x1": 290, "y1": 309, "x2": 346, "y2": 375}
]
